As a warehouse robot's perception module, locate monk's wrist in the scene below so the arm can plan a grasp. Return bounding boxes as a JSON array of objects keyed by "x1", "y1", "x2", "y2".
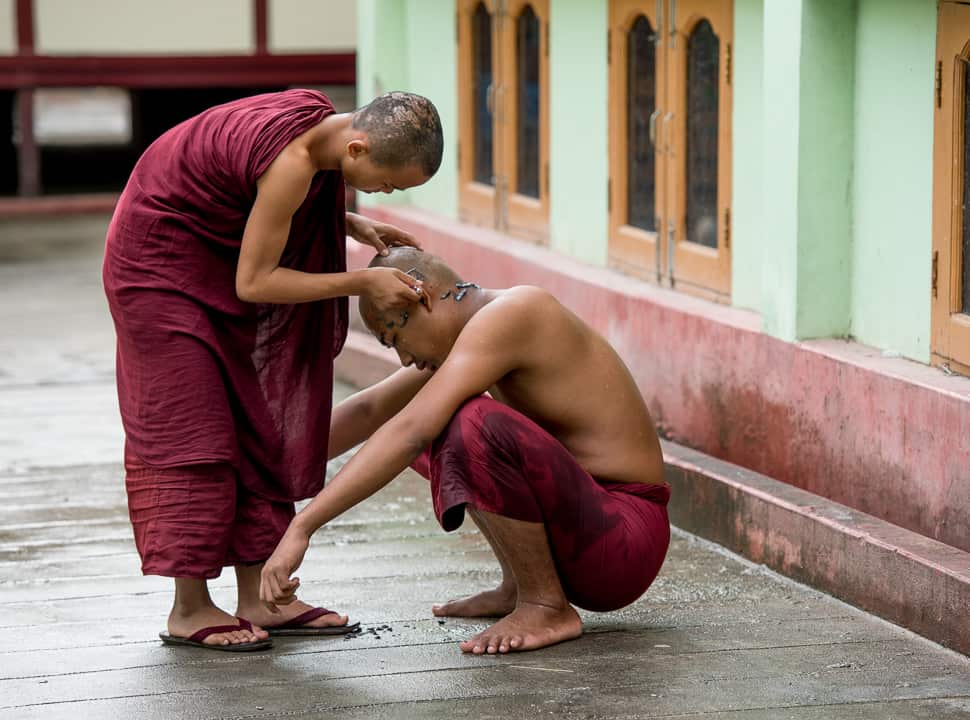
[
  {"x1": 343, "y1": 269, "x2": 368, "y2": 297},
  {"x1": 291, "y1": 513, "x2": 319, "y2": 538}
]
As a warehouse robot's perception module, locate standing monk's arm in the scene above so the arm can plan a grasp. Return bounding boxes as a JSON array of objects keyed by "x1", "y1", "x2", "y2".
[{"x1": 235, "y1": 146, "x2": 420, "y2": 307}]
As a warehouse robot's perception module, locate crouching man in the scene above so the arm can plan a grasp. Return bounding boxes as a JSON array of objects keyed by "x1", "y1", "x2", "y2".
[{"x1": 260, "y1": 247, "x2": 670, "y2": 654}]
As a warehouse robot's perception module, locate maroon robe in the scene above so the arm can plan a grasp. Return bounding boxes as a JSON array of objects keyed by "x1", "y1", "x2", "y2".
[
  {"x1": 413, "y1": 397, "x2": 671, "y2": 612},
  {"x1": 103, "y1": 89, "x2": 347, "y2": 505}
]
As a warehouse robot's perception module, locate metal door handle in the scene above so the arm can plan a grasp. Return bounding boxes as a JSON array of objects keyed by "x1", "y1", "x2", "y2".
[
  {"x1": 662, "y1": 112, "x2": 674, "y2": 155},
  {"x1": 648, "y1": 109, "x2": 661, "y2": 147}
]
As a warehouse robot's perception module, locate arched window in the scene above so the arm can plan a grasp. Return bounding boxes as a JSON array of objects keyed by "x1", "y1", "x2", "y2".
[
  {"x1": 685, "y1": 19, "x2": 719, "y2": 249},
  {"x1": 609, "y1": 0, "x2": 732, "y2": 299},
  {"x1": 627, "y1": 15, "x2": 656, "y2": 232},
  {"x1": 472, "y1": 3, "x2": 494, "y2": 186},
  {"x1": 516, "y1": 5, "x2": 541, "y2": 199},
  {"x1": 458, "y1": 0, "x2": 549, "y2": 241}
]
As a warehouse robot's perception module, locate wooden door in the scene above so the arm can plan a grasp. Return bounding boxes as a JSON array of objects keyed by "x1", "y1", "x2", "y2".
[
  {"x1": 932, "y1": 1, "x2": 970, "y2": 374},
  {"x1": 609, "y1": 0, "x2": 667, "y2": 281},
  {"x1": 458, "y1": 0, "x2": 502, "y2": 227},
  {"x1": 502, "y1": 0, "x2": 550, "y2": 241}
]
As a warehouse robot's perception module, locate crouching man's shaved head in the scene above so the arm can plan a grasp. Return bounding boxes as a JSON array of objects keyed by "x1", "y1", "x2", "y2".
[{"x1": 359, "y1": 247, "x2": 482, "y2": 373}]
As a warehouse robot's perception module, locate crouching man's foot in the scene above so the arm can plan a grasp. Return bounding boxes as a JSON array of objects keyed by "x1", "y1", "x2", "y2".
[
  {"x1": 433, "y1": 583, "x2": 517, "y2": 618},
  {"x1": 459, "y1": 601, "x2": 582, "y2": 654}
]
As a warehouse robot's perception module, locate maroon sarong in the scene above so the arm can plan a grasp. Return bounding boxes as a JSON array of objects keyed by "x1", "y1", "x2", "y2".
[
  {"x1": 414, "y1": 397, "x2": 671, "y2": 612},
  {"x1": 125, "y1": 453, "x2": 294, "y2": 579},
  {"x1": 103, "y1": 90, "x2": 347, "y2": 576}
]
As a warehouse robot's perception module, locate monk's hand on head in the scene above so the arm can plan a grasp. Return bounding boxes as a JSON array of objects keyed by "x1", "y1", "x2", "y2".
[
  {"x1": 347, "y1": 213, "x2": 422, "y2": 256},
  {"x1": 259, "y1": 526, "x2": 310, "y2": 612},
  {"x1": 363, "y1": 267, "x2": 425, "y2": 314}
]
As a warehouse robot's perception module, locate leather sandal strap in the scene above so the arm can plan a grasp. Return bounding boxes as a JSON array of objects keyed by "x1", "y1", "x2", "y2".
[{"x1": 273, "y1": 607, "x2": 335, "y2": 630}]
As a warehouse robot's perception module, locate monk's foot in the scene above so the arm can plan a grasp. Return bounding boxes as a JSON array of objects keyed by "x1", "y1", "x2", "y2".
[
  {"x1": 168, "y1": 605, "x2": 268, "y2": 647},
  {"x1": 237, "y1": 598, "x2": 350, "y2": 631},
  {"x1": 433, "y1": 583, "x2": 517, "y2": 618},
  {"x1": 458, "y1": 601, "x2": 582, "y2": 655}
]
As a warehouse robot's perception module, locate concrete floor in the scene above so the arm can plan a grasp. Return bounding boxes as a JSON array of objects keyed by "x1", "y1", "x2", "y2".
[{"x1": 1, "y1": 215, "x2": 969, "y2": 720}]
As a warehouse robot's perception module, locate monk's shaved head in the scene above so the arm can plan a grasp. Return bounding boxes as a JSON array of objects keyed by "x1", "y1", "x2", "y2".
[
  {"x1": 359, "y1": 247, "x2": 464, "y2": 327},
  {"x1": 352, "y1": 92, "x2": 444, "y2": 177},
  {"x1": 368, "y1": 246, "x2": 462, "y2": 283}
]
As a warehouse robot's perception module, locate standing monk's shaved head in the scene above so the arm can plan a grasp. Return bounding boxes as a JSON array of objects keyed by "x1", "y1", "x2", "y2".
[{"x1": 352, "y1": 92, "x2": 444, "y2": 176}]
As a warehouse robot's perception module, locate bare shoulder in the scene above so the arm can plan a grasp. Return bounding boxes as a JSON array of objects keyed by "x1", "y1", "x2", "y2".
[
  {"x1": 463, "y1": 286, "x2": 558, "y2": 338},
  {"x1": 488, "y1": 285, "x2": 563, "y2": 318}
]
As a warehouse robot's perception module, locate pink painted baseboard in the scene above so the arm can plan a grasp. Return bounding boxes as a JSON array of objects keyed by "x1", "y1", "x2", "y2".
[{"x1": 352, "y1": 206, "x2": 970, "y2": 556}]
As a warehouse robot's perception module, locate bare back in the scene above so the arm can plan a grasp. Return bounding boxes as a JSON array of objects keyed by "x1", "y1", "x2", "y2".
[{"x1": 479, "y1": 287, "x2": 663, "y2": 485}]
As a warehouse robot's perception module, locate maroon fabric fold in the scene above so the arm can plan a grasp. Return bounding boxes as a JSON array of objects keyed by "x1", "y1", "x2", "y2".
[{"x1": 104, "y1": 90, "x2": 347, "y2": 502}]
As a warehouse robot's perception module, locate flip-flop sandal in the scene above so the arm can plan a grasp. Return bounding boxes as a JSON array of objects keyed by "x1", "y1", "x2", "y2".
[
  {"x1": 265, "y1": 607, "x2": 361, "y2": 637},
  {"x1": 159, "y1": 617, "x2": 272, "y2": 652}
]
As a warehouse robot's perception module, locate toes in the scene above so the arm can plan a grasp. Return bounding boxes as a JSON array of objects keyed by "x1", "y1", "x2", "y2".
[
  {"x1": 460, "y1": 635, "x2": 487, "y2": 654},
  {"x1": 509, "y1": 636, "x2": 522, "y2": 649},
  {"x1": 306, "y1": 611, "x2": 348, "y2": 628}
]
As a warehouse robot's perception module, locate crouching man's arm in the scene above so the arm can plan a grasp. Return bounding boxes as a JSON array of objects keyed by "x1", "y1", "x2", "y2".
[
  {"x1": 327, "y1": 366, "x2": 434, "y2": 460},
  {"x1": 260, "y1": 308, "x2": 521, "y2": 609}
]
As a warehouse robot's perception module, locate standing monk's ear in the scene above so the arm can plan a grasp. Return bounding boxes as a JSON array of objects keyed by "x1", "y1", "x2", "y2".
[{"x1": 347, "y1": 138, "x2": 369, "y2": 159}]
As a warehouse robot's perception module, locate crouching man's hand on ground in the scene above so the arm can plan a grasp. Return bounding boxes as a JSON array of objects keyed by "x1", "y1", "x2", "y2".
[{"x1": 260, "y1": 525, "x2": 310, "y2": 611}]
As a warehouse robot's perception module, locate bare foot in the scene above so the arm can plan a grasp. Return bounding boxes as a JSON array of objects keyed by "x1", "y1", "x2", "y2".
[
  {"x1": 167, "y1": 606, "x2": 268, "y2": 647},
  {"x1": 459, "y1": 602, "x2": 582, "y2": 654},
  {"x1": 237, "y1": 598, "x2": 350, "y2": 630},
  {"x1": 432, "y1": 584, "x2": 517, "y2": 618}
]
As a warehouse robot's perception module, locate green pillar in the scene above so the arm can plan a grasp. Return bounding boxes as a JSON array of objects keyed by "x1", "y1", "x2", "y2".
[
  {"x1": 760, "y1": 0, "x2": 855, "y2": 341},
  {"x1": 548, "y1": 0, "x2": 609, "y2": 265}
]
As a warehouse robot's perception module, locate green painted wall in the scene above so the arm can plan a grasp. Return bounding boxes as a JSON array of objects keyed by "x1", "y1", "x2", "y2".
[
  {"x1": 548, "y1": 0, "x2": 609, "y2": 265},
  {"x1": 758, "y1": 0, "x2": 856, "y2": 342},
  {"x1": 731, "y1": 0, "x2": 765, "y2": 313},
  {"x1": 759, "y1": 0, "x2": 803, "y2": 341},
  {"x1": 850, "y1": 0, "x2": 935, "y2": 362},
  {"x1": 355, "y1": 0, "x2": 941, "y2": 362},
  {"x1": 356, "y1": 0, "x2": 458, "y2": 215},
  {"x1": 356, "y1": 0, "x2": 408, "y2": 207},
  {"x1": 401, "y1": 0, "x2": 459, "y2": 218},
  {"x1": 795, "y1": 0, "x2": 855, "y2": 339}
]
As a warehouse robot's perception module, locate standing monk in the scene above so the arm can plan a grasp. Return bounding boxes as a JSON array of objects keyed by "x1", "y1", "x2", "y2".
[{"x1": 102, "y1": 90, "x2": 443, "y2": 651}]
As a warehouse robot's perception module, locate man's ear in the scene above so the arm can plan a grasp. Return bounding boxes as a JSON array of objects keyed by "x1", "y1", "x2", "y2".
[
  {"x1": 347, "y1": 138, "x2": 369, "y2": 159},
  {"x1": 418, "y1": 289, "x2": 432, "y2": 312}
]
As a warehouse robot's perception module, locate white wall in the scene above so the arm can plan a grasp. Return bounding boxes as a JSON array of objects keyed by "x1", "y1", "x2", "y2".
[
  {"x1": 35, "y1": 0, "x2": 253, "y2": 55},
  {"x1": 270, "y1": 0, "x2": 356, "y2": 53},
  {"x1": 0, "y1": 0, "x2": 16, "y2": 55}
]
